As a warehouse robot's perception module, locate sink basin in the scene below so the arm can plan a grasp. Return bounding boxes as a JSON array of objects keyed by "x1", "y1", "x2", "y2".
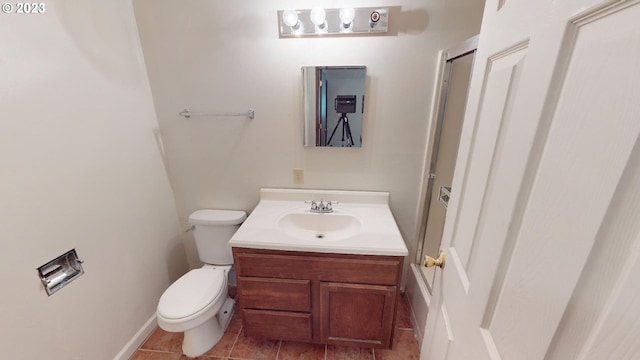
[{"x1": 278, "y1": 212, "x2": 361, "y2": 241}]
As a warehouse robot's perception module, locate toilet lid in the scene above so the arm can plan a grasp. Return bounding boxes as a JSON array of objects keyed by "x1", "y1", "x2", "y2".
[{"x1": 158, "y1": 268, "x2": 225, "y2": 320}]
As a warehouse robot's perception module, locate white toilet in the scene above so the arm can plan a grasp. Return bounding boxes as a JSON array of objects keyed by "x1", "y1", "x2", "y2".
[{"x1": 156, "y1": 209, "x2": 246, "y2": 357}]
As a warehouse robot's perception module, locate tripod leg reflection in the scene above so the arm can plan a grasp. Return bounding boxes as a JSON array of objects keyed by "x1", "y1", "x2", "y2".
[{"x1": 327, "y1": 114, "x2": 355, "y2": 147}]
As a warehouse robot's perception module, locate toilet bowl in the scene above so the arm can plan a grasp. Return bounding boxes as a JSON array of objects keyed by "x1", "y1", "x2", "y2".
[{"x1": 157, "y1": 265, "x2": 235, "y2": 357}]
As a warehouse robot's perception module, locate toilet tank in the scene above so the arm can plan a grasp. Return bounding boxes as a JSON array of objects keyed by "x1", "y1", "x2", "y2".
[{"x1": 188, "y1": 209, "x2": 247, "y2": 265}]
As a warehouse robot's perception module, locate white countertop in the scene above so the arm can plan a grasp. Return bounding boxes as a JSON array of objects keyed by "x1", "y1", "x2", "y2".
[{"x1": 228, "y1": 189, "x2": 409, "y2": 257}]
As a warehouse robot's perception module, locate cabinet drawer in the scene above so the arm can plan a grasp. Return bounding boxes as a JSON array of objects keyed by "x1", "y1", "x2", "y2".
[
  {"x1": 239, "y1": 277, "x2": 311, "y2": 312},
  {"x1": 243, "y1": 309, "x2": 312, "y2": 342},
  {"x1": 235, "y1": 251, "x2": 402, "y2": 285}
]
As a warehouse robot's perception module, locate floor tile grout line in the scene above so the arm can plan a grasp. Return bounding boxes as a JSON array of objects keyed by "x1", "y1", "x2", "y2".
[
  {"x1": 274, "y1": 340, "x2": 282, "y2": 360},
  {"x1": 396, "y1": 328, "x2": 415, "y2": 332},
  {"x1": 225, "y1": 324, "x2": 243, "y2": 359},
  {"x1": 134, "y1": 348, "x2": 177, "y2": 354}
]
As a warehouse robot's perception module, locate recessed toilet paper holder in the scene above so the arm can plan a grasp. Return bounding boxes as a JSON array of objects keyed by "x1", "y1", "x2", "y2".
[{"x1": 37, "y1": 249, "x2": 85, "y2": 296}]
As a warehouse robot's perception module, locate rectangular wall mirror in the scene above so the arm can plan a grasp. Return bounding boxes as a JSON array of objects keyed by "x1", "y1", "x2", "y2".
[{"x1": 302, "y1": 66, "x2": 366, "y2": 147}]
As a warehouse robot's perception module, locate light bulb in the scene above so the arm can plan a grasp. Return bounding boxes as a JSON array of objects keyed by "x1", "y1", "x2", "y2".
[
  {"x1": 282, "y1": 9, "x2": 299, "y2": 28},
  {"x1": 310, "y1": 7, "x2": 327, "y2": 31},
  {"x1": 339, "y1": 8, "x2": 355, "y2": 27}
]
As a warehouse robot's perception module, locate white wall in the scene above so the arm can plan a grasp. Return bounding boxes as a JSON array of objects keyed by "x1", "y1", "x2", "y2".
[
  {"x1": 132, "y1": 0, "x2": 485, "y2": 272},
  {"x1": 0, "y1": 1, "x2": 186, "y2": 359}
]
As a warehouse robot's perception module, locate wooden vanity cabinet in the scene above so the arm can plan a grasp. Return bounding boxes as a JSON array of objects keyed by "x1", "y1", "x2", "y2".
[{"x1": 232, "y1": 247, "x2": 404, "y2": 349}]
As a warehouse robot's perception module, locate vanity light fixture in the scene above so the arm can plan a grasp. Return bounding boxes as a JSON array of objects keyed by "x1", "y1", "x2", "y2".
[{"x1": 278, "y1": 7, "x2": 389, "y2": 37}]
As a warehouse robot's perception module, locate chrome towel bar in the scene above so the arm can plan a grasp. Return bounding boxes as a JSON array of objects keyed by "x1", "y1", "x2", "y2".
[{"x1": 179, "y1": 109, "x2": 255, "y2": 120}]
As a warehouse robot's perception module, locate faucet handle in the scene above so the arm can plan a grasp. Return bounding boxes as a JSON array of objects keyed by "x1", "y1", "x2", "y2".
[
  {"x1": 305, "y1": 200, "x2": 318, "y2": 210},
  {"x1": 326, "y1": 201, "x2": 338, "y2": 211}
]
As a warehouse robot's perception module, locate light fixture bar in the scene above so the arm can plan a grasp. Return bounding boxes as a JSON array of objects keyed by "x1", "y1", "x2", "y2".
[{"x1": 278, "y1": 7, "x2": 389, "y2": 38}]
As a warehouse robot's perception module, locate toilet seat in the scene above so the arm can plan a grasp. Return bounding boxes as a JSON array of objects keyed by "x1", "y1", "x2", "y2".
[{"x1": 158, "y1": 268, "x2": 225, "y2": 320}]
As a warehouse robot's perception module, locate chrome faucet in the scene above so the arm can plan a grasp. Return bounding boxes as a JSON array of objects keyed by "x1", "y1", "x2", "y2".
[{"x1": 306, "y1": 199, "x2": 337, "y2": 213}]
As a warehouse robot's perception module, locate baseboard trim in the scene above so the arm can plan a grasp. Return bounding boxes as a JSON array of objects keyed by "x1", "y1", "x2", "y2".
[{"x1": 113, "y1": 314, "x2": 157, "y2": 360}]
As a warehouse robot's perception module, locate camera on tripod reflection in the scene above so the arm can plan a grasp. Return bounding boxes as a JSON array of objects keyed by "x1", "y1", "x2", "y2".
[
  {"x1": 328, "y1": 95, "x2": 357, "y2": 147},
  {"x1": 334, "y1": 95, "x2": 357, "y2": 114}
]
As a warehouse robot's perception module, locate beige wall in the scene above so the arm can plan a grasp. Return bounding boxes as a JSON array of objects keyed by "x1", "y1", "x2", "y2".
[
  {"x1": 0, "y1": 1, "x2": 186, "y2": 359},
  {"x1": 133, "y1": 0, "x2": 485, "y2": 269}
]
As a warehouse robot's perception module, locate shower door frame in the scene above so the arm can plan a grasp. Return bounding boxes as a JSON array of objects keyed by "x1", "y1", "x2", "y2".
[{"x1": 414, "y1": 35, "x2": 478, "y2": 293}]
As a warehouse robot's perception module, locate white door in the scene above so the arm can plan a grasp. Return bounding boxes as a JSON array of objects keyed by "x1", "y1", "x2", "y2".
[{"x1": 422, "y1": 0, "x2": 640, "y2": 359}]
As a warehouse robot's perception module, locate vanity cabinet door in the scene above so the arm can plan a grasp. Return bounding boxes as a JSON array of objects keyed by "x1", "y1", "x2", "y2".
[{"x1": 319, "y1": 282, "x2": 397, "y2": 348}]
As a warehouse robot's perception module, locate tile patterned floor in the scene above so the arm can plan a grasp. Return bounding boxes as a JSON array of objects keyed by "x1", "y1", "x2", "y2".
[{"x1": 131, "y1": 295, "x2": 420, "y2": 360}]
